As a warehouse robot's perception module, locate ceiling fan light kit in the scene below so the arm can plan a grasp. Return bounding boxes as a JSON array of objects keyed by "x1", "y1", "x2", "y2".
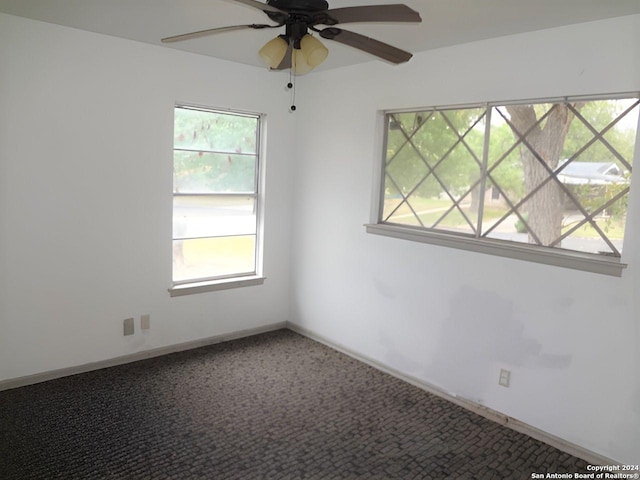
[{"x1": 258, "y1": 32, "x2": 328, "y2": 73}]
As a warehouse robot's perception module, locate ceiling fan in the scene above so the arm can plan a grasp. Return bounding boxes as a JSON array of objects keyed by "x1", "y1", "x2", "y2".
[{"x1": 161, "y1": 0, "x2": 422, "y2": 75}]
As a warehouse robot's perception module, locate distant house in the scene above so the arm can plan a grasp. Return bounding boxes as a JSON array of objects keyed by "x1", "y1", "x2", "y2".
[{"x1": 557, "y1": 161, "x2": 627, "y2": 185}]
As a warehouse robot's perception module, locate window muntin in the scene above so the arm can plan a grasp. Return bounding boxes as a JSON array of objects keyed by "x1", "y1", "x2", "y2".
[
  {"x1": 380, "y1": 95, "x2": 639, "y2": 259},
  {"x1": 173, "y1": 106, "x2": 261, "y2": 285}
]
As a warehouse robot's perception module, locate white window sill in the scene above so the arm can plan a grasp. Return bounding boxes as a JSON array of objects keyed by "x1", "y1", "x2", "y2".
[
  {"x1": 169, "y1": 276, "x2": 265, "y2": 297},
  {"x1": 365, "y1": 223, "x2": 627, "y2": 277}
]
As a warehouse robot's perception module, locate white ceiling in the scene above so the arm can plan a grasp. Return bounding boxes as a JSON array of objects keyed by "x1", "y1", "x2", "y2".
[{"x1": 1, "y1": 0, "x2": 639, "y2": 71}]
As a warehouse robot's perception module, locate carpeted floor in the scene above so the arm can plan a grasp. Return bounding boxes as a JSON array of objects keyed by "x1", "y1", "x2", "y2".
[{"x1": 0, "y1": 329, "x2": 590, "y2": 479}]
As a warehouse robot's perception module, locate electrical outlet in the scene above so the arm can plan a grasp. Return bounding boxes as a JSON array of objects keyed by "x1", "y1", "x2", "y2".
[
  {"x1": 141, "y1": 314, "x2": 150, "y2": 330},
  {"x1": 499, "y1": 369, "x2": 511, "y2": 387},
  {"x1": 123, "y1": 318, "x2": 134, "y2": 336}
]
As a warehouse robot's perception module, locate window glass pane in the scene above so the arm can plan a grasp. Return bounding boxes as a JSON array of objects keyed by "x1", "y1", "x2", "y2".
[
  {"x1": 435, "y1": 190, "x2": 478, "y2": 235},
  {"x1": 518, "y1": 185, "x2": 566, "y2": 247},
  {"x1": 382, "y1": 183, "x2": 424, "y2": 227},
  {"x1": 390, "y1": 112, "x2": 429, "y2": 134},
  {"x1": 173, "y1": 195, "x2": 257, "y2": 239},
  {"x1": 174, "y1": 151, "x2": 256, "y2": 194},
  {"x1": 174, "y1": 108, "x2": 257, "y2": 154},
  {"x1": 482, "y1": 214, "x2": 525, "y2": 244},
  {"x1": 484, "y1": 163, "x2": 523, "y2": 235},
  {"x1": 173, "y1": 236, "x2": 256, "y2": 283},
  {"x1": 383, "y1": 108, "x2": 485, "y2": 232},
  {"x1": 385, "y1": 143, "x2": 429, "y2": 195},
  {"x1": 386, "y1": 126, "x2": 409, "y2": 158},
  {"x1": 424, "y1": 112, "x2": 460, "y2": 159},
  {"x1": 560, "y1": 211, "x2": 623, "y2": 256},
  {"x1": 381, "y1": 179, "x2": 403, "y2": 222}
]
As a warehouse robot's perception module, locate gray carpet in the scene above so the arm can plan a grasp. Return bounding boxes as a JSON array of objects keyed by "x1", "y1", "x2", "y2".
[{"x1": 0, "y1": 329, "x2": 589, "y2": 479}]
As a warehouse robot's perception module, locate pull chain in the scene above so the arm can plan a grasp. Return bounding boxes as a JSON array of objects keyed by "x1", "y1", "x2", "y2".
[{"x1": 288, "y1": 69, "x2": 296, "y2": 112}]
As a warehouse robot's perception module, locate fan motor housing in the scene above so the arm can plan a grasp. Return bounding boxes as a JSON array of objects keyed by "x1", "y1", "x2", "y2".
[{"x1": 268, "y1": 0, "x2": 329, "y2": 12}]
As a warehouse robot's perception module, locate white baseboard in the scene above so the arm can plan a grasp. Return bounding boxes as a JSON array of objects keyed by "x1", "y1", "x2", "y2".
[
  {"x1": 0, "y1": 321, "x2": 287, "y2": 392},
  {"x1": 286, "y1": 322, "x2": 619, "y2": 467}
]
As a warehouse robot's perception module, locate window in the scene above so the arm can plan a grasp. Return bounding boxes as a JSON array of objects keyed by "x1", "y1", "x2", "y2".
[
  {"x1": 171, "y1": 105, "x2": 263, "y2": 295},
  {"x1": 369, "y1": 94, "x2": 640, "y2": 276}
]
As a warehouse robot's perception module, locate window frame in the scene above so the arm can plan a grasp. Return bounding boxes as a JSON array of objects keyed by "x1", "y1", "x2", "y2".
[
  {"x1": 367, "y1": 93, "x2": 640, "y2": 277},
  {"x1": 169, "y1": 104, "x2": 266, "y2": 296}
]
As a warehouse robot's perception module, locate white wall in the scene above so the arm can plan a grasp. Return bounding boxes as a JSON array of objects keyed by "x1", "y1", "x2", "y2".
[
  {"x1": 2, "y1": 9, "x2": 639, "y2": 466},
  {"x1": 289, "y1": 15, "x2": 640, "y2": 463},
  {"x1": 0, "y1": 14, "x2": 295, "y2": 381}
]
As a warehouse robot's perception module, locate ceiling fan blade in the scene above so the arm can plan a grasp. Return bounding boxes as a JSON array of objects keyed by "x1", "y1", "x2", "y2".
[
  {"x1": 319, "y1": 27, "x2": 413, "y2": 64},
  {"x1": 161, "y1": 24, "x2": 277, "y2": 43},
  {"x1": 322, "y1": 5, "x2": 421, "y2": 25},
  {"x1": 233, "y1": 0, "x2": 288, "y2": 15}
]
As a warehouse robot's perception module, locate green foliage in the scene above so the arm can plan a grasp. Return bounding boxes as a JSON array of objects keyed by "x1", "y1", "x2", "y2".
[
  {"x1": 563, "y1": 99, "x2": 637, "y2": 165},
  {"x1": 568, "y1": 182, "x2": 629, "y2": 236},
  {"x1": 514, "y1": 213, "x2": 529, "y2": 234}
]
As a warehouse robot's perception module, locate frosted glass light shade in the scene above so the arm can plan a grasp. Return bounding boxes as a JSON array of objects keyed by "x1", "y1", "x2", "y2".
[
  {"x1": 300, "y1": 34, "x2": 328, "y2": 67},
  {"x1": 258, "y1": 36, "x2": 288, "y2": 68},
  {"x1": 292, "y1": 48, "x2": 313, "y2": 75}
]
